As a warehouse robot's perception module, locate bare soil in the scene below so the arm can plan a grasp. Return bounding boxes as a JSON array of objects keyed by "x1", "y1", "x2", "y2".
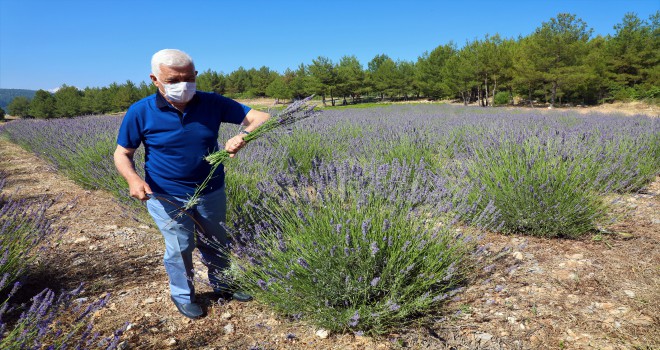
[
  {"x1": 501, "y1": 101, "x2": 658, "y2": 118},
  {"x1": 0, "y1": 108, "x2": 658, "y2": 349}
]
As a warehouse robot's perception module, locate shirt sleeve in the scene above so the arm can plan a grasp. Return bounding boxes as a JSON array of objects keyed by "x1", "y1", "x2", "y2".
[
  {"x1": 116, "y1": 106, "x2": 143, "y2": 149},
  {"x1": 215, "y1": 94, "x2": 252, "y2": 125}
]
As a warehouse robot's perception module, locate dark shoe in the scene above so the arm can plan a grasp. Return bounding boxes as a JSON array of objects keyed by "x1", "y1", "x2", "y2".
[
  {"x1": 170, "y1": 297, "x2": 203, "y2": 319},
  {"x1": 231, "y1": 290, "x2": 253, "y2": 302},
  {"x1": 213, "y1": 288, "x2": 253, "y2": 302}
]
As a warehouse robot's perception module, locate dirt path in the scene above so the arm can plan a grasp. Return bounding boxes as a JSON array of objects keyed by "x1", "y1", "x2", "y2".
[{"x1": 1, "y1": 137, "x2": 658, "y2": 349}]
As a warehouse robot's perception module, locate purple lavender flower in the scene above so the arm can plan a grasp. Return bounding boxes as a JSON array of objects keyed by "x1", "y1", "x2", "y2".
[
  {"x1": 405, "y1": 263, "x2": 415, "y2": 273},
  {"x1": 443, "y1": 262, "x2": 457, "y2": 281},
  {"x1": 257, "y1": 279, "x2": 268, "y2": 290},
  {"x1": 329, "y1": 245, "x2": 337, "y2": 257},
  {"x1": 370, "y1": 277, "x2": 380, "y2": 287},
  {"x1": 382, "y1": 219, "x2": 391, "y2": 232},
  {"x1": 370, "y1": 242, "x2": 379, "y2": 257},
  {"x1": 348, "y1": 310, "x2": 360, "y2": 327},
  {"x1": 13, "y1": 105, "x2": 656, "y2": 337},
  {"x1": 361, "y1": 219, "x2": 371, "y2": 239},
  {"x1": 386, "y1": 300, "x2": 401, "y2": 312},
  {"x1": 297, "y1": 257, "x2": 309, "y2": 269}
]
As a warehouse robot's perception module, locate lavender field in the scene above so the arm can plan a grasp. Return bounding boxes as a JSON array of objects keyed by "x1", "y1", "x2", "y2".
[
  {"x1": 3, "y1": 105, "x2": 657, "y2": 234},
  {"x1": 1, "y1": 104, "x2": 659, "y2": 346}
]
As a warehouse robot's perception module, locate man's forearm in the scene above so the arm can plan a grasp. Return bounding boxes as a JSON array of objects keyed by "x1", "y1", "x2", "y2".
[
  {"x1": 242, "y1": 109, "x2": 270, "y2": 132},
  {"x1": 114, "y1": 146, "x2": 152, "y2": 200},
  {"x1": 114, "y1": 148, "x2": 141, "y2": 182}
]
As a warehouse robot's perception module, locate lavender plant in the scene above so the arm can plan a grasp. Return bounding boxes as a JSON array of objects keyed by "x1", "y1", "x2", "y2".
[
  {"x1": 0, "y1": 283, "x2": 123, "y2": 349},
  {"x1": 0, "y1": 173, "x2": 57, "y2": 291},
  {"x1": 276, "y1": 130, "x2": 333, "y2": 174},
  {"x1": 581, "y1": 129, "x2": 659, "y2": 193},
  {"x1": 462, "y1": 137, "x2": 607, "y2": 237},
  {"x1": 220, "y1": 160, "x2": 497, "y2": 335},
  {"x1": 1, "y1": 116, "x2": 149, "y2": 220},
  {"x1": 0, "y1": 174, "x2": 123, "y2": 349},
  {"x1": 458, "y1": 113, "x2": 659, "y2": 237}
]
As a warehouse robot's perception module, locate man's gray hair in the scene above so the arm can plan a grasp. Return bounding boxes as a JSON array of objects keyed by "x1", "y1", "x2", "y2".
[{"x1": 151, "y1": 49, "x2": 195, "y2": 78}]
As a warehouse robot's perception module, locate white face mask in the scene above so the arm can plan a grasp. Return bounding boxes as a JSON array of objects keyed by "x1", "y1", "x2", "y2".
[{"x1": 161, "y1": 81, "x2": 196, "y2": 103}]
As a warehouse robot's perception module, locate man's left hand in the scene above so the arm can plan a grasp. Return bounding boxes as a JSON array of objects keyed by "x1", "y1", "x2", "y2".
[{"x1": 225, "y1": 134, "x2": 247, "y2": 158}]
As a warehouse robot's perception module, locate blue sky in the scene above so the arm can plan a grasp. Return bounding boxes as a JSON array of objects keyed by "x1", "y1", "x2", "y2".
[{"x1": 0, "y1": 0, "x2": 657, "y2": 91}]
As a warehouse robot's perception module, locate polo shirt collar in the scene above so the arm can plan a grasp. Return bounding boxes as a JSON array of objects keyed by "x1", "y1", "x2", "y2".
[{"x1": 155, "y1": 90, "x2": 169, "y2": 109}]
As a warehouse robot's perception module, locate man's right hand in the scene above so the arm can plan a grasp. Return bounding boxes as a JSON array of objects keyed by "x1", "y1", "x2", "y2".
[
  {"x1": 128, "y1": 178, "x2": 153, "y2": 201},
  {"x1": 114, "y1": 145, "x2": 152, "y2": 201}
]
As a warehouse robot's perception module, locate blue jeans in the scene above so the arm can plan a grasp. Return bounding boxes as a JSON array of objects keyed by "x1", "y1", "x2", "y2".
[{"x1": 147, "y1": 186, "x2": 229, "y2": 304}]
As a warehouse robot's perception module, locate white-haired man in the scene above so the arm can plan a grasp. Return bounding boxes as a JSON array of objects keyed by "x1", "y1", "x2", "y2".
[{"x1": 114, "y1": 49, "x2": 270, "y2": 319}]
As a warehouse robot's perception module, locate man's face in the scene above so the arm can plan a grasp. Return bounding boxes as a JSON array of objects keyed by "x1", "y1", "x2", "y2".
[{"x1": 150, "y1": 63, "x2": 197, "y2": 95}]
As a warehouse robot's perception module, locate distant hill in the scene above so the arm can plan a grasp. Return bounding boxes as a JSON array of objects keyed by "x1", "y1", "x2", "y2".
[{"x1": 0, "y1": 89, "x2": 37, "y2": 111}]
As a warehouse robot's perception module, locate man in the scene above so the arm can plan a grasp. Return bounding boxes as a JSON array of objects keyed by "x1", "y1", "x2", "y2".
[{"x1": 114, "y1": 49, "x2": 270, "y2": 319}]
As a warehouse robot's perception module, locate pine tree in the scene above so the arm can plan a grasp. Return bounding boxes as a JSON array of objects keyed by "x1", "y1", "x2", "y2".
[
  {"x1": 524, "y1": 13, "x2": 592, "y2": 106},
  {"x1": 416, "y1": 44, "x2": 456, "y2": 100},
  {"x1": 29, "y1": 90, "x2": 56, "y2": 118},
  {"x1": 8, "y1": 96, "x2": 31, "y2": 117},
  {"x1": 307, "y1": 56, "x2": 336, "y2": 106},
  {"x1": 54, "y1": 84, "x2": 82, "y2": 117},
  {"x1": 335, "y1": 55, "x2": 365, "y2": 104},
  {"x1": 265, "y1": 76, "x2": 290, "y2": 103}
]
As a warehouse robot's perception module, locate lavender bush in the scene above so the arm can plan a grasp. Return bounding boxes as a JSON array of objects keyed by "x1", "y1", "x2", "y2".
[
  {"x1": 0, "y1": 172, "x2": 57, "y2": 291},
  {"x1": 276, "y1": 130, "x2": 333, "y2": 174},
  {"x1": 0, "y1": 174, "x2": 122, "y2": 349},
  {"x1": 220, "y1": 160, "x2": 497, "y2": 335},
  {"x1": 462, "y1": 137, "x2": 607, "y2": 237},
  {"x1": 456, "y1": 113, "x2": 659, "y2": 237},
  {"x1": 1, "y1": 116, "x2": 148, "y2": 220},
  {"x1": 0, "y1": 283, "x2": 123, "y2": 349}
]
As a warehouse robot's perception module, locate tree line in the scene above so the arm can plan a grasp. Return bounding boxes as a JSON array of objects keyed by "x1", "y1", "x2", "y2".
[{"x1": 5, "y1": 12, "x2": 658, "y2": 119}]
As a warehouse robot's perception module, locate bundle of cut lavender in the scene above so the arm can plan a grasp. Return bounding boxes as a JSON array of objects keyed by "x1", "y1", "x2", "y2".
[{"x1": 185, "y1": 96, "x2": 318, "y2": 209}]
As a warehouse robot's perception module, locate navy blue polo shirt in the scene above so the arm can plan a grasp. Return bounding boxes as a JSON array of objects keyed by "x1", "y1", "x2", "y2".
[{"x1": 117, "y1": 91, "x2": 251, "y2": 198}]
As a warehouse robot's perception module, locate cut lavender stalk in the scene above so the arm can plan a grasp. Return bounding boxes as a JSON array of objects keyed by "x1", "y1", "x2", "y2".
[{"x1": 185, "y1": 96, "x2": 319, "y2": 209}]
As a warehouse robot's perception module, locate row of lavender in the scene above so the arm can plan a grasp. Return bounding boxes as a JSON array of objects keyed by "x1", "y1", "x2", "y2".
[
  {"x1": 1, "y1": 105, "x2": 658, "y2": 335},
  {"x1": 4, "y1": 106, "x2": 657, "y2": 233},
  {"x1": 0, "y1": 173, "x2": 122, "y2": 348},
  {"x1": 228, "y1": 105, "x2": 659, "y2": 235}
]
